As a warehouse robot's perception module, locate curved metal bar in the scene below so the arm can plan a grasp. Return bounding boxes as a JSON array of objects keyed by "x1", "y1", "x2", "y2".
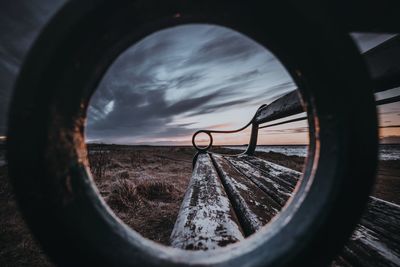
[
  {"x1": 194, "y1": 104, "x2": 266, "y2": 135},
  {"x1": 191, "y1": 104, "x2": 266, "y2": 153},
  {"x1": 192, "y1": 131, "x2": 213, "y2": 153}
]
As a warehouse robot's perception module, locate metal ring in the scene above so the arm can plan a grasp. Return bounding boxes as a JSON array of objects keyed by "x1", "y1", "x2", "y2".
[
  {"x1": 6, "y1": 1, "x2": 377, "y2": 266},
  {"x1": 192, "y1": 131, "x2": 213, "y2": 152}
]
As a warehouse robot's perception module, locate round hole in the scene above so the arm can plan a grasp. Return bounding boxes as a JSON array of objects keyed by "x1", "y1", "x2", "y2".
[{"x1": 6, "y1": 1, "x2": 378, "y2": 266}]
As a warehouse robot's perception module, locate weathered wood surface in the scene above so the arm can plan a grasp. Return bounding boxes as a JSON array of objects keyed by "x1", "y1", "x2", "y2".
[
  {"x1": 237, "y1": 155, "x2": 301, "y2": 189},
  {"x1": 360, "y1": 197, "x2": 400, "y2": 246},
  {"x1": 337, "y1": 197, "x2": 400, "y2": 267},
  {"x1": 173, "y1": 153, "x2": 400, "y2": 266},
  {"x1": 255, "y1": 90, "x2": 304, "y2": 125},
  {"x1": 170, "y1": 153, "x2": 244, "y2": 250},
  {"x1": 211, "y1": 154, "x2": 280, "y2": 235},
  {"x1": 225, "y1": 155, "x2": 299, "y2": 207}
]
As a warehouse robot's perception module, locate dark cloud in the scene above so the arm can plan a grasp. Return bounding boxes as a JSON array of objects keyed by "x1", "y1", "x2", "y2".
[
  {"x1": 87, "y1": 85, "x2": 224, "y2": 142},
  {"x1": 186, "y1": 30, "x2": 264, "y2": 65},
  {"x1": 186, "y1": 96, "x2": 258, "y2": 117},
  {"x1": 85, "y1": 24, "x2": 286, "y2": 144}
]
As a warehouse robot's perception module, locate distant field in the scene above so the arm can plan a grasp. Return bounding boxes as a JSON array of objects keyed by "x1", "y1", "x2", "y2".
[{"x1": 0, "y1": 145, "x2": 399, "y2": 266}]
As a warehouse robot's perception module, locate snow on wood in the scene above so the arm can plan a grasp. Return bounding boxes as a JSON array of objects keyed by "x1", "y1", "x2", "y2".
[
  {"x1": 211, "y1": 154, "x2": 280, "y2": 235},
  {"x1": 172, "y1": 152, "x2": 400, "y2": 267},
  {"x1": 170, "y1": 153, "x2": 244, "y2": 250},
  {"x1": 238, "y1": 154, "x2": 301, "y2": 188},
  {"x1": 225, "y1": 156, "x2": 294, "y2": 207}
]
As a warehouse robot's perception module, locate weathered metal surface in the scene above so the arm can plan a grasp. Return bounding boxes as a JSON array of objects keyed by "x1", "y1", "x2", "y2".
[
  {"x1": 170, "y1": 153, "x2": 244, "y2": 250},
  {"x1": 254, "y1": 91, "x2": 304, "y2": 125},
  {"x1": 211, "y1": 154, "x2": 280, "y2": 235}
]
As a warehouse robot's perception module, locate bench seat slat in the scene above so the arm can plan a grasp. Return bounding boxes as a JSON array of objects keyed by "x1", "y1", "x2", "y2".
[
  {"x1": 211, "y1": 154, "x2": 281, "y2": 235},
  {"x1": 237, "y1": 155, "x2": 301, "y2": 189},
  {"x1": 342, "y1": 225, "x2": 400, "y2": 267},
  {"x1": 225, "y1": 156, "x2": 293, "y2": 207},
  {"x1": 339, "y1": 197, "x2": 400, "y2": 266},
  {"x1": 170, "y1": 153, "x2": 244, "y2": 250},
  {"x1": 173, "y1": 152, "x2": 400, "y2": 266},
  {"x1": 360, "y1": 197, "x2": 400, "y2": 246}
]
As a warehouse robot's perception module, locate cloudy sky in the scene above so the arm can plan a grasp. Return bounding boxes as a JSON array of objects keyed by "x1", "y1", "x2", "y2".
[{"x1": 0, "y1": 1, "x2": 399, "y2": 145}]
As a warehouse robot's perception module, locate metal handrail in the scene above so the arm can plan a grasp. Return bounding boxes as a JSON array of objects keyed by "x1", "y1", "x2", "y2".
[
  {"x1": 191, "y1": 104, "x2": 266, "y2": 153},
  {"x1": 192, "y1": 94, "x2": 400, "y2": 157}
]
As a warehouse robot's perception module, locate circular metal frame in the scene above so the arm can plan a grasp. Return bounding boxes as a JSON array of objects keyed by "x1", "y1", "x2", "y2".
[
  {"x1": 192, "y1": 131, "x2": 213, "y2": 152},
  {"x1": 7, "y1": 1, "x2": 378, "y2": 267}
]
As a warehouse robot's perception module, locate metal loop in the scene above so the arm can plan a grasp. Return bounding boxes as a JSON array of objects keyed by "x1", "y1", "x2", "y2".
[{"x1": 192, "y1": 131, "x2": 213, "y2": 152}]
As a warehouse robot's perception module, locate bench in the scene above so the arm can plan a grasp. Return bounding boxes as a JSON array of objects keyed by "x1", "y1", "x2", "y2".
[
  {"x1": 170, "y1": 153, "x2": 300, "y2": 250},
  {"x1": 172, "y1": 153, "x2": 400, "y2": 266},
  {"x1": 170, "y1": 35, "x2": 400, "y2": 265},
  {"x1": 171, "y1": 150, "x2": 400, "y2": 266}
]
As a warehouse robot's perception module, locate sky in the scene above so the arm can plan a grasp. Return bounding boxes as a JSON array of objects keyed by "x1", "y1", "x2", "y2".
[{"x1": 0, "y1": 1, "x2": 399, "y2": 146}]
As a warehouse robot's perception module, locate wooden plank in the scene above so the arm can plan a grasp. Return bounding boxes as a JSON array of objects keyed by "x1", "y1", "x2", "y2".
[
  {"x1": 335, "y1": 197, "x2": 400, "y2": 266},
  {"x1": 360, "y1": 197, "x2": 400, "y2": 244},
  {"x1": 238, "y1": 155, "x2": 301, "y2": 189},
  {"x1": 254, "y1": 90, "x2": 304, "y2": 125},
  {"x1": 225, "y1": 156, "x2": 294, "y2": 207},
  {"x1": 211, "y1": 154, "x2": 280, "y2": 235},
  {"x1": 341, "y1": 225, "x2": 400, "y2": 267},
  {"x1": 170, "y1": 153, "x2": 244, "y2": 250}
]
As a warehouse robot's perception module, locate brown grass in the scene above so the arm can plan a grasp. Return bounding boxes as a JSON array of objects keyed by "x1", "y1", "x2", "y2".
[
  {"x1": 136, "y1": 180, "x2": 178, "y2": 201},
  {"x1": 87, "y1": 145, "x2": 194, "y2": 245},
  {"x1": 108, "y1": 179, "x2": 144, "y2": 211}
]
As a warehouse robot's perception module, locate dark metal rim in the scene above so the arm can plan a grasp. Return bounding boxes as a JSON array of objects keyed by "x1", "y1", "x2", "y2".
[
  {"x1": 6, "y1": 1, "x2": 377, "y2": 267},
  {"x1": 192, "y1": 131, "x2": 213, "y2": 152}
]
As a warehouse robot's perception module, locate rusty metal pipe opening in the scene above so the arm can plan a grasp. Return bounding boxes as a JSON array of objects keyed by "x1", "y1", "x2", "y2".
[{"x1": 6, "y1": 1, "x2": 380, "y2": 266}]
